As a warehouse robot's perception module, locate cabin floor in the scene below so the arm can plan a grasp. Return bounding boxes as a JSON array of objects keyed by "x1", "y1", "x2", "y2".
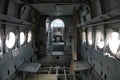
[{"x1": 25, "y1": 64, "x2": 85, "y2": 80}]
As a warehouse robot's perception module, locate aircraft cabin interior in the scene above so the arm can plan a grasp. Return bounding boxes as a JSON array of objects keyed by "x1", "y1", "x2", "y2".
[{"x1": 0, "y1": 0, "x2": 120, "y2": 80}]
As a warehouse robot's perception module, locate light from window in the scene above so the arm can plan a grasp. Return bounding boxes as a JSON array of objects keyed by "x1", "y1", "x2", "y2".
[
  {"x1": 0, "y1": 34, "x2": 3, "y2": 57},
  {"x1": 108, "y1": 32, "x2": 120, "y2": 54},
  {"x1": 0, "y1": 36, "x2": 1, "y2": 48},
  {"x1": 51, "y1": 19, "x2": 65, "y2": 28},
  {"x1": 96, "y1": 31, "x2": 104, "y2": 49},
  {"x1": 20, "y1": 32, "x2": 25, "y2": 45},
  {"x1": 6, "y1": 32, "x2": 16, "y2": 49},
  {"x1": 0, "y1": 36, "x2": 2, "y2": 52},
  {"x1": 82, "y1": 32, "x2": 86, "y2": 43},
  {"x1": 88, "y1": 31, "x2": 92, "y2": 45},
  {"x1": 27, "y1": 31, "x2": 32, "y2": 43},
  {"x1": 46, "y1": 19, "x2": 49, "y2": 32}
]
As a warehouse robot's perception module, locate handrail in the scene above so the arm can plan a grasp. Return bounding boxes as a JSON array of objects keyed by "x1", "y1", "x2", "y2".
[{"x1": 77, "y1": 19, "x2": 120, "y2": 28}]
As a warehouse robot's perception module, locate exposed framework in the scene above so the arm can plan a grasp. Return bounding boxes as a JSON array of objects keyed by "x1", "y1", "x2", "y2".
[{"x1": 25, "y1": 64, "x2": 90, "y2": 80}]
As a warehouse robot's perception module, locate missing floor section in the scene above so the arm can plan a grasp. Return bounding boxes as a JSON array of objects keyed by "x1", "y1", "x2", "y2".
[
  {"x1": 66, "y1": 75, "x2": 74, "y2": 80},
  {"x1": 38, "y1": 64, "x2": 70, "y2": 75},
  {"x1": 38, "y1": 68, "x2": 49, "y2": 74},
  {"x1": 75, "y1": 75, "x2": 83, "y2": 80},
  {"x1": 25, "y1": 64, "x2": 92, "y2": 80},
  {"x1": 41, "y1": 64, "x2": 50, "y2": 67},
  {"x1": 58, "y1": 68, "x2": 64, "y2": 74},
  {"x1": 50, "y1": 68, "x2": 56, "y2": 74},
  {"x1": 58, "y1": 75, "x2": 65, "y2": 80},
  {"x1": 66, "y1": 68, "x2": 70, "y2": 74}
]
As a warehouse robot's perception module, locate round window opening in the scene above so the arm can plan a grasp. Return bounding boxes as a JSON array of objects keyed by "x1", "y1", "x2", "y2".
[
  {"x1": 46, "y1": 18, "x2": 49, "y2": 32},
  {"x1": 51, "y1": 19, "x2": 65, "y2": 28},
  {"x1": 0, "y1": 36, "x2": 2, "y2": 48},
  {"x1": 20, "y1": 32, "x2": 25, "y2": 45},
  {"x1": 0, "y1": 36, "x2": 2, "y2": 52},
  {"x1": 82, "y1": 32, "x2": 86, "y2": 43},
  {"x1": 96, "y1": 31, "x2": 104, "y2": 49},
  {"x1": 88, "y1": 31, "x2": 92, "y2": 45},
  {"x1": 0, "y1": 33, "x2": 3, "y2": 56},
  {"x1": 6, "y1": 32, "x2": 16, "y2": 49},
  {"x1": 108, "y1": 32, "x2": 120, "y2": 54},
  {"x1": 27, "y1": 31, "x2": 32, "y2": 43}
]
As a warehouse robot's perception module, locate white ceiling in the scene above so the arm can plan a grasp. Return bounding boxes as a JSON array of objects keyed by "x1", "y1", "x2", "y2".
[{"x1": 31, "y1": 3, "x2": 81, "y2": 16}]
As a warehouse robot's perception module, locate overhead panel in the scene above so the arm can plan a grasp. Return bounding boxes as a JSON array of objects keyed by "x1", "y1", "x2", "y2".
[
  {"x1": 56, "y1": 5, "x2": 74, "y2": 16},
  {"x1": 31, "y1": 4, "x2": 56, "y2": 16},
  {"x1": 31, "y1": 4, "x2": 81, "y2": 16}
]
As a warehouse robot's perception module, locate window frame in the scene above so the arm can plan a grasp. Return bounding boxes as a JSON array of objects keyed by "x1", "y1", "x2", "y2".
[
  {"x1": 19, "y1": 28, "x2": 27, "y2": 47},
  {"x1": 82, "y1": 28, "x2": 86, "y2": 44},
  {"x1": 87, "y1": 28, "x2": 93, "y2": 46},
  {"x1": 19, "y1": 31, "x2": 26, "y2": 46},
  {"x1": 0, "y1": 27, "x2": 3, "y2": 58},
  {"x1": 95, "y1": 27, "x2": 105, "y2": 52},
  {"x1": 106, "y1": 28, "x2": 120, "y2": 57},
  {"x1": 5, "y1": 31, "x2": 16, "y2": 51},
  {"x1": 27, "y1": 30, "x2": 32, "y2": 44}
]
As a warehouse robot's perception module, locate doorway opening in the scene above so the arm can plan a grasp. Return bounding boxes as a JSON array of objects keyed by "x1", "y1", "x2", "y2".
[{"x1": 51, "y1": 19, "x2": 65, "y2": 55}]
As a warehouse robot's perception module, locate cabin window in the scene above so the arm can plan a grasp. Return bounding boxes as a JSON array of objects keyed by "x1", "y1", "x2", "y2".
[
  {"x1": 96, "y1": 30, "x2": 104, "y2": 49},
  {"x1": 0, "y1": 32, "x2": 2, "y2": 47},
  {"x1": 20, "y1": 32, "x2": 25, "y2": 45},
  {"x1": 82, "y1": 32, "x2": 86, "y2": 43},
  {"x1": 87, "y1": 29, "x2": 92, "y2": 45},
  {"x1": 27, "y1": 31, "x2": 32, "y2": 43},
  {"x1": 6, "y1": 32, "x2": 16, "y2": 49},
  {"x1": 0, "y1": 37, "x2": 2, "y2": 49},
  {"x1": 0, "y1": 35, "x2": 3, "y2": 57},
  {"x1": 46, "y1": 18, "x2": 49, "y2": 33},
  {"x1": 51, "y1": 19, "x2": 65, "y2": 28},
  {"x1": 107, "y1": 31, "x2": 120, "y2": 54}
]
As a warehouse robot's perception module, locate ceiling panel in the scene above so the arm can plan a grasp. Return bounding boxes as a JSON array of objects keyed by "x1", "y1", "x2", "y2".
[
  {"x1": 31, "y1": 4, "x2": 56, "y2": 15},
  {"x1": 31, "y1": 4, "x2": 81, "y2": 16}
]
